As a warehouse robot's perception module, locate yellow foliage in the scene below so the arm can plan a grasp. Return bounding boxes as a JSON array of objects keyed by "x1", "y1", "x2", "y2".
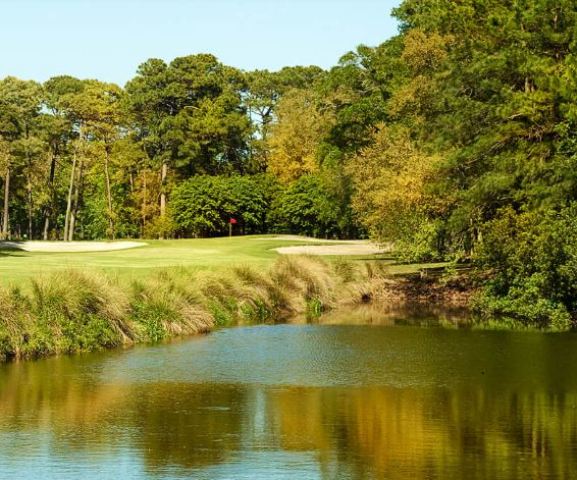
[
  {"x1": 387, "y1": 75, "x2": 439, "y2": 119},
  {"x1": 387, "y1": 30, "x2": 452, "y2": 119},
  {"x1": 266, "y1": 89, "x2": 334, "y2": 183},
  {"x1": 349, "y1": 125, "x2": 442, "y2": 241},
  {"x1": 401, "y1": 29, "x2": 452, "y2": 73}
]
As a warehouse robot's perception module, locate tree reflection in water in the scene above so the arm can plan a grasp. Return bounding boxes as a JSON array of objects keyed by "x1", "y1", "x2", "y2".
[{"x1": 0, "y1": 328, "x2": 576, "y2": 479}]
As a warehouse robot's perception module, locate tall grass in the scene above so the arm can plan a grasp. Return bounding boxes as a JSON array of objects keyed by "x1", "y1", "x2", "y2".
[{"x1": 0, "y1": 255, "x2": 342, "y2": 362}]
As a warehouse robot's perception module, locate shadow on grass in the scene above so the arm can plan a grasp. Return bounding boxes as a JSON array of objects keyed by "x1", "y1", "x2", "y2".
[{"x1": 0, "y1": 241, "x2": 27, "y2": 257}]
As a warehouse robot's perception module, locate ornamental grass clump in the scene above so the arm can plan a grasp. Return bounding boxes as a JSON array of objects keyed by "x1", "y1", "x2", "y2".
[
  {"x1": 0, "y1": 287, "x2": 28, "y2": 360},
  {"x1": 233, "y1": 265, "x2": 289, "y2": 323},
  {"x1": 193, "y1": 270, "x2": 242, "y2": 326},
  {"x1": 269, "y1": 255, "x2": 336, "y2": 316},
  {"x1": 131, "y1": 271, "x2": 213, "y2": 342},
  {"x1": 342, "y1": 261, "x2": 399, "y2": 306},
  {"x1": 29, "y1": 271, "x2": 132, "y2": 355}
]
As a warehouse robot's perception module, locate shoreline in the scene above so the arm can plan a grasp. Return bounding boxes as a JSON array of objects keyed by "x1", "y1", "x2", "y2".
[
  {"x1": 0, "y1": 255, "x2": 335, "y2": 362},
  {"x1": 2, "y1": 251, "x2": 568, "y2": 364},
  {"x1": 0, "y1": 254, "x2": 473, "y2": 363}
]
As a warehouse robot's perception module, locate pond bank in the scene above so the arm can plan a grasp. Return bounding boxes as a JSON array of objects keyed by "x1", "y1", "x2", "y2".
[
  {"x1": 0, "y1": 256, "x2": 333, "y2": 362},
  {"x1": 0, "y1": 255, "x2": 474, "y2": 363}
]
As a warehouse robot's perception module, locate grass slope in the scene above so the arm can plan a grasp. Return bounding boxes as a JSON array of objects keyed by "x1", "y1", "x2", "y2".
[
  {"x1": 0, "y1": 235, "x2": 464, "y2": 361},
  {"x1": 0, "y1": 255, "x2": 338, "y2": 361}
]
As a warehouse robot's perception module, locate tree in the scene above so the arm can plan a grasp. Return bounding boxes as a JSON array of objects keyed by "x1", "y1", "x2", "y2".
[
  {"x1": 266, "y1": 89, "x2": 333, "y2": 183},
  {"x1": 126, "y1": 54, "x2": 252, "y2": 237},
  {"x1": 0, "y1": 136, "x2": 10, "y2": 238},
  {"x1": 244, "y1": 66, "x2": 325, "y2": 170},
  {"x1": 350, "y1": 126, "x2": 446, "y2": 259},
  {"x1": 269, "y1": 175, "x2": 340, "y2": 238},
  {"x1": 171, "y1": 175, "x2": 270, "y2": 237},
  {"x1": 41, "y1": 76, "x2": 84, "y2": 240},
  {"x1": 0, "y1": 77, "x2": 42, "y2": 239},
  {"x1": 71, "y1": 80, "x2": 125, "y2": 239}
]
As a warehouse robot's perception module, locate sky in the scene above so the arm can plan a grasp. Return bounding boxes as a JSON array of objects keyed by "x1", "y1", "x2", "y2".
[{"x1": 0, "y1": 0, "x2": 401, "y2": 86}]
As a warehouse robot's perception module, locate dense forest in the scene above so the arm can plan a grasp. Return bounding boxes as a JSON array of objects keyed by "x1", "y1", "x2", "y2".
[{"x1": 2, "y1": 0, "x2": 577, "y2": 326}]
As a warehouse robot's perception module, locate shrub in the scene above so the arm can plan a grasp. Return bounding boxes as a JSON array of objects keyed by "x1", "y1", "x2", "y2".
[
  {"x1": 269, "y1": 175, "x2": 340, "y2": 238},
  {"x1": 474, "y1": 205, "x2": 577, "y2": 329},
  {"x1": 170, "y1": 175, "x2": 271, "y2": 237}
]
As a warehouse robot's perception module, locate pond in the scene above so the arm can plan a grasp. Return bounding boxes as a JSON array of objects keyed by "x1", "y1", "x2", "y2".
[{"x1": 0, "y1": 322, "x2": 576, "y2": 479}]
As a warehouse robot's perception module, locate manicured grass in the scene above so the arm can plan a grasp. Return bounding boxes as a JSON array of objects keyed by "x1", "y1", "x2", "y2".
[
  {"x1": 386, "y1": 261, "x2": 453, "y2": 275},
  {"x1": 335, "y1": 254, "x2": 451, "y2": 276},
  {"x1": 0, "y1": 235, "x2": 452, "y2": 287},
  {"x1": 0, "y1": 236, "x2": 318, "y2": 286}
]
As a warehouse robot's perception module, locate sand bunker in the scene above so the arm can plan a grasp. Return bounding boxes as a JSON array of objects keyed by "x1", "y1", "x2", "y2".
[
  {"x1": 275, "y1": 242, "x2": 385, "y2": 256},
  {"x1": 265, "y1": 235, "x2": 369, "y2": 244},
  {"x1": 0, "y1": 241, "x2": 146, "y2": 253}
]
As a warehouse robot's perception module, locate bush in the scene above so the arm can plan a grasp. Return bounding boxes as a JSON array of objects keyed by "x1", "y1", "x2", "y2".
[
  {"x1": 269, "y1": 174, "x2": 340, "y2": 237},
  {"x1": 473, "y1": 205, "x2": 577, "y2": 329},
  {"x1": 171, "y1": 175, "x2": 272, "y2": 237}
]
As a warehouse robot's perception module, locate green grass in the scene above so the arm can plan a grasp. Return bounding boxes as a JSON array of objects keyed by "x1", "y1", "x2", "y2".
[
  {"x1": 0, "y1": 236, "x2": 451, "y2": 287},
  {"x1": 0, "y1": 236, "x2": 317, "y2": 286},
  {"x1": 335, "y1": 254, "x2": 451, "y2": 276},
  {"x1": 385, "y1": 261, "x2": 453, "y2": 275}
]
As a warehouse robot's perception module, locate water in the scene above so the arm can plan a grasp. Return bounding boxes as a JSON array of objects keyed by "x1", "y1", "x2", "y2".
[{"x1": 0, "y1": 324, "x2": 576, "y2": 479}]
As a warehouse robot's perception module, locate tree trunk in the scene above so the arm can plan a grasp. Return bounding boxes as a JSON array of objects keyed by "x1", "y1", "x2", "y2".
[
  {"x1": 27, "y1": 176, "x2": 33, "y2": 240},
  {"x1": 69, "y1": 211, "x2": 76, "y2": 242},
  {"x1": 24, "y1": 139, "x2": 33, "y2": 240},
  {"x1": 159, "y1": 161, "x2": 168, "y2": 240},
  {"x1": 142, "y1": 170, "x2": 147, "y2": 236},
  {"x1": 160, "y1": 161, "x2": 167, "y2": 217},
  {"x1": 2, "y1": 166, "x2": 10, "y2": 240},
  {"x1": 42, "y1": 215, "x2": 50, "y2": 241},
  {"x1": 69, "y1": 157, "x2": 84, "y2": 242},
  {"x1": 43, "y1": 152, "x2": 58, "y2": 240},
  {"x1": 64, "y1": 149, "x2": 78, "y2": 241},
  {"x1": 104, "y1": 146, "x2": 115, "y2": 240}
]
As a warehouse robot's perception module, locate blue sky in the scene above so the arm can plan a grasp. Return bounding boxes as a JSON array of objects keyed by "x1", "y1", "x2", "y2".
[{"x1": 0, "y1": 0, "x2": 401, "y2": 86}]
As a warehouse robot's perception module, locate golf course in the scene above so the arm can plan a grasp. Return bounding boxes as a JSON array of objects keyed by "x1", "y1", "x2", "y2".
[
  {"x1": 0, "y1": 236, "x2": 394, "y2": 287},
  {"x1": 3, "y1": 235, "x2": 435, "y2": 362},
  {"x1": 5, "y1": 1, "x2": 577, "y2": 477}
]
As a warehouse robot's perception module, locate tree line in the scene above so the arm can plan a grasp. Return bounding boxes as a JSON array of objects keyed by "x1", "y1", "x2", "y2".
[
  {"x1": 2, "y1": 0, "x2": 577, "y2": 324},
  {"x1": 0, "y1": 56, "x2": 357, "y2": 241},
  {"x1": 348, "y1": 0, "x2": 577, "y2": 326}
]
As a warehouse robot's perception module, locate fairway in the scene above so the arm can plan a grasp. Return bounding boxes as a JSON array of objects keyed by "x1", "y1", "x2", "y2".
[
  {"x1": 0, "y1": 236, "x2": 361, "y2": 286},
  {"x1": 0, "y1": 236, "x2": 448, "y2": 288}
]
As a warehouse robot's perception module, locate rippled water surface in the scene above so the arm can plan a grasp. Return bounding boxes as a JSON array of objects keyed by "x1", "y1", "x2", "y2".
[{"x1": 1, "y1": 324, "x2": 577, "y2": 479}]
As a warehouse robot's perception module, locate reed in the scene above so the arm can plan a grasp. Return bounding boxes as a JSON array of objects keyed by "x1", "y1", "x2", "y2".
[{"x1": 0, "y1": 255, "x2": 345, "y2": 362}]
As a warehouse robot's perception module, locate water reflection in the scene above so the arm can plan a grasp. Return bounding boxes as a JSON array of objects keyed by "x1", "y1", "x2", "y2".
[{"x1": 0, "y1": 326, "x2": 576, "y2": 479}]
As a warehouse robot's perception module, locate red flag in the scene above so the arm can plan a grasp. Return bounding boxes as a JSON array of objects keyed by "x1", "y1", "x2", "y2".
[{"x1": 229, "y1": 218, "x2": 238, "y2": 225}]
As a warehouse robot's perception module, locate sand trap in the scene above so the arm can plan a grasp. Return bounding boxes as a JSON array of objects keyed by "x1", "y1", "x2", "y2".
[
  {"x1": 275, "y1": 241, "x2": 385, "y2": 256},
  {"x1": 264, "y1": 235, "x2": 370, "y2": 244},
  {"x1": 0, "y1": 241, "x2": 146, "y2": 253}
]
